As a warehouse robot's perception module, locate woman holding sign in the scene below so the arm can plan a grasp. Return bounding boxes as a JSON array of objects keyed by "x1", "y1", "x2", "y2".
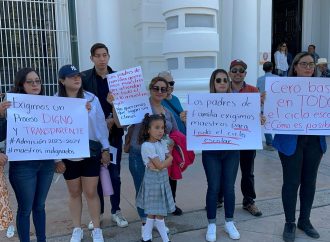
[
  {"x1": 0, "y1": 68, "x2": 55, "y2": 242},
  {"x1": 55, "y1": 64, "x2": 110, "y2": 242},
  {"x1": 202, "y1": 69, "x2": 240, "y2": 242},
  {"x1": 273, "y1": 52, "x2": 327, "y2": 242}
]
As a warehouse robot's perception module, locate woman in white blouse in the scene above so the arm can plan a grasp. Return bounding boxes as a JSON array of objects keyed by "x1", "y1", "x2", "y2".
[
  {"x1": 274, "y1": 42, "x2": 289, "y2": 76},
  {"x1": 55, "y1": 64, "x2": 110, "y2": 242}
]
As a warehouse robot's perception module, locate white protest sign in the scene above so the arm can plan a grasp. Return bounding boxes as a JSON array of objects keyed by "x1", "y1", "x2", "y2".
[
  {"x1": 6, "y1": 93, "x2": 89, "y2": 161},
  {"x1": 107, "y1": 66, "x2": 152, "y2": 125},
  {"x1": 187, "y1": 93, "x2": 262, "y2": 150},
  {"x1": 264, "y1": 77, "x2": 330, "y2": 135}
]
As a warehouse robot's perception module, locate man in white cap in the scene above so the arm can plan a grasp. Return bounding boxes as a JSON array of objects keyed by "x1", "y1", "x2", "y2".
[{"x1": 316, "y1": 58, "x2": 330, "y2": 77}]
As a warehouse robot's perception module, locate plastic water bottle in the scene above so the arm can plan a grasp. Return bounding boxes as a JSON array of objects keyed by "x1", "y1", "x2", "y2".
[{"x1": 100, "y1": 165, "x2": 114, "y2": 196}]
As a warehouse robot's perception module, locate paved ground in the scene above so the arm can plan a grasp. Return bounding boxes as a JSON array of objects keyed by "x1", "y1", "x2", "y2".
[{"x1": 1, "y1": 138, "x2": 330, "y2": 242}]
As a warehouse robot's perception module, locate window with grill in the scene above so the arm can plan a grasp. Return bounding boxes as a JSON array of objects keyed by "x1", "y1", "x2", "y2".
[{"x1": 0, "y1": 0, "x2": 71, "y2": 95}]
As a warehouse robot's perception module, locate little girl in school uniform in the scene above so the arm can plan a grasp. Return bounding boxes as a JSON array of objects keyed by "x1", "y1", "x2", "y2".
[{"x1": 136, "y1": 113, "x2": 175, "y2": 242}]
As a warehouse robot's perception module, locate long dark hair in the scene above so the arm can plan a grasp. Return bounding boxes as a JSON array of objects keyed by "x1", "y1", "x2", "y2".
[
  {"x1": 209, "y1": 69, "x2": 231, "y2": 93},
  {"x1": 57, "y1": 78, "x2": 84, "y2": 98},
  {"x1": 288, "y1": 52, "x2": 316, "y2": 77},
  {"x1": 12, "y1": 68, "x2": 44, "y2": 95},
  {"x1": 138, "y1": 113, "x2": 166, "y2": 144}
]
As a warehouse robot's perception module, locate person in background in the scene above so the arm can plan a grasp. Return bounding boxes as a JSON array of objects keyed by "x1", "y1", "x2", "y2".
[
  {"x1": 203, "y1": 69, "x2": 240, "y2": 242},
  {"x1": 316, "y1": 58, "x2": 330, "y2": 77},
  {"x1": 273, "y1": 52, "x2": 326, "y2": 242},
  {"x1": 158, "y1": 70, "x2": 185, "y2": 216},
  {"x1": 229, "y1": 59, "x2": 262, "y2": 217},
  {"x1": 81, "y1": 43, "x2": 128, "y2": 229},
  {"x1": 158, "y1": 71, "x2": 186, "y2": 135},
  {"x1": 55, "y1": 64, "x2": 111, "y2": 242},
  {"x1": 307, "y1": 44, "x2": 320, "y2": 63},
  {"x1": 274, "y1": 42, "x2": 289, "y2": 76},
  {"x1": 0, "y1": 68, "x2": 55, "y2": 242},
  {"x1": 256, "y1": 61, "x2": 278, "y2": 151}
]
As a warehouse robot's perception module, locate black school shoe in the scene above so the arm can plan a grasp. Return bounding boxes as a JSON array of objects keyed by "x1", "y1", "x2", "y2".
[
  {"x1": 283, "y1": 222, "x2": 296, "y2": 242},
  {"x1": 172, "y1": 206, "x2": 183, "y2": 216},
  {"x1": 297, "y1": 219, "x2": 320, "y2": 238},
  {"x1": 141, "y1": 240, "x2": 152, "y2": 242}
]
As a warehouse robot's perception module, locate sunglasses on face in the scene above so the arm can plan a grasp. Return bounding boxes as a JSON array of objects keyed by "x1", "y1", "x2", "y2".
[
  {"x1": 230, "y1": 68, "x2": 245, "y2": 74},
  {"x1": 215, "y1": 78, "x2": 228, "y2": 84},
  {"x1": 151, "y1": 86, "x2": 168, "y2": 93},
  {"x1": 168, "y1": 81, "x2": 175, "y2": 86}
]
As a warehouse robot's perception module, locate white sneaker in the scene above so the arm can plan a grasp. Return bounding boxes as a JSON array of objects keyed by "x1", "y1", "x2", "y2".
[
  {"x1": 206, "y1": 223, "x2": 216, "y2": 242},
  {"x1": 111, "y1": 210, "x2": 128, "y2": 227},
  {"x1": 153, "y1": 224, "x2": 170, "y2": 234},
  {"x1": 91, "y1": 228, "x2": 104, "y2": 242},
  {"x1": 70, "y1": 227, "x2": 83, "y2": 242},
  {"x1": 224, "y1": 221, "x2": 240, "y2": 240},
  {"x1": 89, "y1": 214, "x2": 103, "y2": 230},
  {"x1": 6, "y1": 225, "x2": 15, "y2": 238}
]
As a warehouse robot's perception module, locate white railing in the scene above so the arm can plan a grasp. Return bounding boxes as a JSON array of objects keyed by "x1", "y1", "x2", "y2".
[{"x1": 0, "y1": 0, "x2": 71, "y2": 96}]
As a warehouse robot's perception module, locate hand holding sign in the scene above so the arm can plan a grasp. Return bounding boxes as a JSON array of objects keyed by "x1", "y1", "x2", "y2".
[{"x1": 107, "y1": 66, "x2": 152, "y2": 125}]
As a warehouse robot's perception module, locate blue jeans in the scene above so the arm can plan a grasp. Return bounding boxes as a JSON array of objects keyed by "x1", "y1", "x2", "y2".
[
  {"x1": 265, "y1": 133, "x2": 273, "y2": 146},
  {"x1": 279, "y1": 136, "x2": 323, "y2": 223},
  {"x1": 98, "y1": 146, "x2": 123, "y2": 214},
  {"x1": 128, "y1": 146, "x2": 147, "y2": 221},
  {"x1": 202, "y1": 150, "x2": 239, "y2": 223},
  {"x1": 9, "y1": 160, "x2": 54, "y2": 242}
]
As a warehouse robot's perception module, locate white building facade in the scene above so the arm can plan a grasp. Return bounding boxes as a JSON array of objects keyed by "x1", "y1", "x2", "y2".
[
  {"x1": 76, "y1": 0, "x2": 330, "y2": 100},
  {"x1": 1, "y1": 0, "x2": 330, "y2": 97}
]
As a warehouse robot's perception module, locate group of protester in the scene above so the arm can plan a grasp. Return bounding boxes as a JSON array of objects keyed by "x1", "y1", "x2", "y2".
[{"x1": 0, "y1": 42, "x2": 328, "y2": 242}]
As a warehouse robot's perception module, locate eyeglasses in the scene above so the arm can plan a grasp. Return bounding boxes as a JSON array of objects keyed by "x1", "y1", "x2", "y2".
[
  {"x1": 168, "y1": 81, "x2": 175, "y2": 86},
  {"x1": 230, "y1": 68, "x2": 245, "y2": 74},
  {"x1": 151, "y1": 86, "x2": 168, "y2": 93},
  {"x1": 298, "y1": 62, "x2": 315, "y2": 69},
  {"x1": 25, "y1": 80, "x2": 41, "y2": 85},
  {"x1": 215, "y1": 78, "x2": 228, "y2": 84}
]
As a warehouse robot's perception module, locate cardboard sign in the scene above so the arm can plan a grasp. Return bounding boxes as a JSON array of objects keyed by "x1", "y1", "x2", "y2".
[
  {"x1": 264, "y1": 77, "x2": 330, "y2": 135},
  {"x1": 6, "y1": 93, "x2": 89, "y2": 161},
  {"x1": 107, "y1": 66, "x2": 152, "y2": 125},
  {"x1": 187, "y1": 93, "x2": 262, "y2": 150}
]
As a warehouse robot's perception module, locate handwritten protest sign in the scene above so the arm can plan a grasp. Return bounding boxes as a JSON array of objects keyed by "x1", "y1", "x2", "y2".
[
  {"x1": 107, "y1": 66, "x2": 152, "y2": 125},
  {"x1": 187, "y1": 93, "x2": 262, "y2": 150},
  {"x1": 6, "y1": 93, "x2": 89, "y2": 161},
  {"x1": 264, "y1": 77, "x2": 330, "y2": 135}
]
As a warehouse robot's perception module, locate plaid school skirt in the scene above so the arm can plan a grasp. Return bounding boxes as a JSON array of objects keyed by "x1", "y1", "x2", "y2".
[{"x1": 136, "y1": 168, "x2": 175, "y2": 216}]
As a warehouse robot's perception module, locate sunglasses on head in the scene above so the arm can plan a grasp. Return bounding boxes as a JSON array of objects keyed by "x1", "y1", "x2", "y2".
[
  {"x1": 168, "y1": 81, "x2": 175, "y2": 86},
  {"x1": 215, "y1": 78, "x2": 228, "y2": 84},
  {"x1": 151, "y1": 86, "x2": 168, "y2": 93},
  {"x1": 230, "y1": 68, "x2": 245, "y2": 74}
]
